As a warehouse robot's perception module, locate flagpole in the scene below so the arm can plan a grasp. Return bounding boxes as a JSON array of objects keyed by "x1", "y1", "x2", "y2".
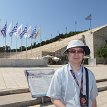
[
  {"x1": 65, "y1": 27, "x2": 67, "y2": 34},
  {"x1": 1, "y1": 22, "x2": 7, "y2": 58},
  {"x1": 31, "y1": 38, "x2": 33, "y2": 58},
  {"x1": 40, "y1": 31, "x2": 42, "y2": 58},
  {"x1": 90, "y1": 19, "x2": 92, "y2": 33},
  {"x1": 4, "y1": 36, "x2": 6, "y2": 58},
  {"x1": 30, "y1": 27, "x2": 36, "y2": 58},
  {"x1": 75, "y1": 21, "x2": 77, "y2": 34},
  {"x1": 16, "y1": 36, "x2": 17, "y2": 58},
  {"x1": 3, "y1": 36, "x2": 5, "y2": 58},
  {"x1": 21, "y1": 38, "x2": 22, "y2": 52},
  {"x1": 90, "y1": 19, "x2": 91, "y2": 30},
  {"x1": 25, "y1": 37, "x2": 27, "y2": 58},
  {"x1": 26, "y1": 26, "x2": 31, "y2": 59},
  {"x1": 10, "y1": 36, "x2": 12, "y2": 58}
]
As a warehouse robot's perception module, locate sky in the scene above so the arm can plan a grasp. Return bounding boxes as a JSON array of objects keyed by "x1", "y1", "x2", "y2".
[{"x1": 0, "y1": 0, "x2": 107, "y2": 49}]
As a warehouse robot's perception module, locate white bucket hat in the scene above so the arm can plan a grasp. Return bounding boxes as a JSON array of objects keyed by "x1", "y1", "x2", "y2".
[{"x1": 64, "y1": 39, "x2": 90, "y2": 55}]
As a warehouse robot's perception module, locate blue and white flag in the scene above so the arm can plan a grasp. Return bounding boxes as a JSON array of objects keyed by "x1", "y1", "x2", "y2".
[
  {"x1": 9, "y1": 23, "x2": 18, "y2": 37},
  {"x1": 35, "y1": 27, "x2": 41, "y2": 38},
  {"x1": 24, "y1": 26, "x2": 32, "y2": 38},
  {"x1": 19, "y1": 26, "x2": 27, "y2": 39},
  {"x1": 7, "y1": 22, "x2": 13, "y2": 35},
  {"x1": 29, "y1": 27, "x2": 36, "y2": 38},
  {"x1": 1, "y1": 22, "x2": 7, "y2": 37},
  {"x1": 85, "y1": 14, "x2": 92, "y2": 20},
  {"x1": 16, "y1": 24, "x2": 23, "y2": 37}
]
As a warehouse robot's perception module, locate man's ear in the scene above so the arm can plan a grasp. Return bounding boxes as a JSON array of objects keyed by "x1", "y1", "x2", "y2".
[
  {"x1": 84, "y1": 51, "x2": 85, "y2": 56},
  {"x1": 81, "y1": 59, "x2": 84, "y2": 65}
]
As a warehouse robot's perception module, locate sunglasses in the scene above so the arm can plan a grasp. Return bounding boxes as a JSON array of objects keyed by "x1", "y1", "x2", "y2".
[{"x1": 68, "y1": 49, "x2": 84, "y2": 54}]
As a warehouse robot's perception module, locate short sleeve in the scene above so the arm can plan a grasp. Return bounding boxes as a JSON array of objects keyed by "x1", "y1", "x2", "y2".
[
  {"x1": 90, "y1": 72, "x2": 98, "y2": 100},
  {"x1": 46, "y1": 70, "x2": 62, "y2": 100}
]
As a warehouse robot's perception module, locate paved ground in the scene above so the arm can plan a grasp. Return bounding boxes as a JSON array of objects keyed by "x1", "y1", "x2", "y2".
[
  {"x1": 0, "y1": 65, "x2": 107, "y2": 91},
  {"x1": 0, "y1": 65, "x2": 107, "y2": 106},
  {"x1": 97, "y1": 90, "x2": 107, "y2": 107},
  {"x1": 29, "y1": 90, "x2": 107, "y2": 107}
]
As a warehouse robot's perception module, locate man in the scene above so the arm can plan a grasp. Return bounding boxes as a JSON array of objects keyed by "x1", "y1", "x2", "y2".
[{"x1": 47, "y1": 39, "x2": 98, "y2": 107}]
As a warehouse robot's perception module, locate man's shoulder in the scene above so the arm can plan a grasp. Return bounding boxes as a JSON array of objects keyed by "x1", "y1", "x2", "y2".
[
  {"x1": 55, "y1": 64, "x2": 68, "y2": 74},
  {"x1": 83, "y1": 66, "x2": 95, "y2": 78}
]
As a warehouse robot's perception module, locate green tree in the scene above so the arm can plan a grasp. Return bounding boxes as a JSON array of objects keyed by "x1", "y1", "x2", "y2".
[
  {"x1": 19, "y1": 46, "x2": 26, "y2": 51},
  {"x1": 96, "y1": 44, "x2": 107, "y2": 64}
]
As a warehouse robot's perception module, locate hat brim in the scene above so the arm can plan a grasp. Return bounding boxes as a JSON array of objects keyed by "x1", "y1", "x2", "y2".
[
  {"x1": 80, "y1": 46, "x2": 90, "y2": 56},
  {"x1": 64, "y1": 46, "x2": 90, "y2": 56}
]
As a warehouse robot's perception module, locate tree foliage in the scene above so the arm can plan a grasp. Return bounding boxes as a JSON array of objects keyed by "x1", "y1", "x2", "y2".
[{"x1": 96, "y1": 43, "x2": 107, "y2": 64}]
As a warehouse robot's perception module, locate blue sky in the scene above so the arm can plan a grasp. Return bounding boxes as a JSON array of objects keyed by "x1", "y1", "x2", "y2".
[{"x1": 0, "y1": 0, "x2": 107, "y2": 49}]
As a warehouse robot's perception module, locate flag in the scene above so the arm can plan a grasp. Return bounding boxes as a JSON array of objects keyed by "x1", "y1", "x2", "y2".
[
  {"x1": 7, "y1": 22, "x2": 13, "y2": 35},
  {"x1": 24, "y1": 26, "x2": 32, "y2": 38},
  {"x1": 16, "y1": 24, "x2": 23, "y2": 37},
  {"x1": 19, "y1": 26, "x2": 27, "y2": 39},
  {"x1": 1, "y1": 22, "x2": 7, "y2": 37},
  {"x1": 9, "y1": 23, "x2": 18, "y2": 36},
  {"x1": 13, "y1": 23, "x2": 18, "y2": 36},
  {"x1": 35, "y1": 28, "x2": 41, "y2": 38},
  {"x1": 29, "y1": 27, "x2": 36, "y2": 38},
  {"x1": 85, "y1": 14, "x2": 92, "y2": 20}
]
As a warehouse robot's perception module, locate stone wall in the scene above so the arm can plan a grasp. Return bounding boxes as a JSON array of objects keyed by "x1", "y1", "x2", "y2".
[
  {"x1": 0, "y1": 58, "x2": 48, "y2": 67},
  {"x1": 93, "y1": 26, "x2": 107, "y2": 63}
]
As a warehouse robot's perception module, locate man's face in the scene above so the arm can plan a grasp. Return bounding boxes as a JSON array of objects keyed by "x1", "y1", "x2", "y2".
[{"x1": 67, "y1": 47, "x2": 84, "y2": 65}]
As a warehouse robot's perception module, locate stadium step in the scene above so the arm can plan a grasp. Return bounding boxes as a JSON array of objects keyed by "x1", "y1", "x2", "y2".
[
  {"x1": 0, "y1": 80, "x2": 107, "y2": 107},
  {"x1": 0, "y1": 92, "x2": 51, "y2": 107},
  {"x1": 0, "y1": 88, "x2": 29, "y2": 96}
]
